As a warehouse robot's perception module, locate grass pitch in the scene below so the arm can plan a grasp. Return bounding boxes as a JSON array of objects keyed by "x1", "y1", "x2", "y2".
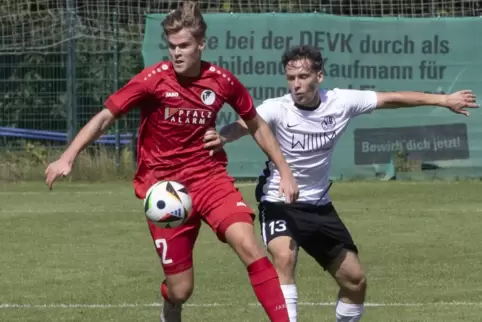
[{"x1": 1, "y1": 180, "x2": 481, "y2": 321}]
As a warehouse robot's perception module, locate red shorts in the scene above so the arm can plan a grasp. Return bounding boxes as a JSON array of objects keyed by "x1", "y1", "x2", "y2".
[{"x1": 146, "y1": 175, "x2": 254, "y2": 275}]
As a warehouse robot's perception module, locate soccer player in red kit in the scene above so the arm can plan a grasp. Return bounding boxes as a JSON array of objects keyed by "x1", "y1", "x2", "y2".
[{"x1": 45, "y1": 2, "x2": 298, "y2": 321}]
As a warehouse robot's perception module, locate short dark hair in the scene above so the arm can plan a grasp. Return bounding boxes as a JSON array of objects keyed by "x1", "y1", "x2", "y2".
[{"x1": 281, "y1": 45, "x2": 323, "y2": 72}]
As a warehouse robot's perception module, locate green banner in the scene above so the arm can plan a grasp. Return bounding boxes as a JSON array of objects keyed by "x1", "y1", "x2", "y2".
[{"x1": 142, "y1": 14, "x2": 482, "y2": 179}]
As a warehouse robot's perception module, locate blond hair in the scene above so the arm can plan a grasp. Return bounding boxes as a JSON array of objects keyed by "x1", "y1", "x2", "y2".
[{"x1": 162, "y1": 1, "x2": 207, "y2": 39}]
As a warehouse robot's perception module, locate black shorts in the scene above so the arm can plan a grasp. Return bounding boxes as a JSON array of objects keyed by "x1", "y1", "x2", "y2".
[{"x1": 258, "y1": 201, "x2": 358, "y2": 270}]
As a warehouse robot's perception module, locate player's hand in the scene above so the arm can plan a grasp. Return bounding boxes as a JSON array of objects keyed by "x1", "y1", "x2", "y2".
[
  {"x1": 45, "y1": 158, "x2": 73, "y2": 190},
  {"x1": 278, "y1": 169, "x2": 299, "y2": 203},
  {"x1": 203, "y1": 128, "x2": 226, "y2": 156},
  {"x1": 444, "y1": 90, "x2": 479, "y2": 116}
]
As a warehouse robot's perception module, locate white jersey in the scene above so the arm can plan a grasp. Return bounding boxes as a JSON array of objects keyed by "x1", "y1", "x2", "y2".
[{"x1": 256, "y1": 88, "x2": 378, "y2": 205}]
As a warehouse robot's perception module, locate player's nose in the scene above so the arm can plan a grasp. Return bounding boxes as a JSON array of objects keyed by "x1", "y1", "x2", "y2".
[{"x1": 294, "y1": 78, "x2": 302, "y2": 88}]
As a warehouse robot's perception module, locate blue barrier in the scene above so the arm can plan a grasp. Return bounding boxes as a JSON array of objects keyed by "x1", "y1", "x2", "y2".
[{"x1": 0, "y1": 127, "x2": 135, "y2": 146}]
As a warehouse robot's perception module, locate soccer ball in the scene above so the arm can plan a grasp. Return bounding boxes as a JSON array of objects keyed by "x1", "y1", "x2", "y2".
[{"x1": 143, "y1": 181, "x2": 192, "y2": 228}]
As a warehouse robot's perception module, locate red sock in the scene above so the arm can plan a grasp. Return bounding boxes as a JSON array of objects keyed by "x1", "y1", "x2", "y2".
[
  {"x1": 160, "y1": 280, "x2": 172, "y2": 304},
  {"x1": 247, "y1": 257, "x2": 289, "y2": 322}
]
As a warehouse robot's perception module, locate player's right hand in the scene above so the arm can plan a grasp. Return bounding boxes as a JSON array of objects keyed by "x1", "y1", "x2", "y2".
[
  {"x1": 45, "y1": 158, "x2": 72, "y2": 190},
  {"x1": 203, "y1": 128, "x2": 226, "y2": 156},
  {"x1": 279, "y1": 170, "x2": 299, "y2": 203}
]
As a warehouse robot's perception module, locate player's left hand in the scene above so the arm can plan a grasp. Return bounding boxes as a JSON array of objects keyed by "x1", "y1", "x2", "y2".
[
  {"x1": 445, "y1": 90, "x2": 479, "y2": 116},
  {"x1": 279, "y1": 169, "x2": 299, "y2": 203},
  {"x1": 203, "y1": 128, "x2": 226, "y2": 156}
]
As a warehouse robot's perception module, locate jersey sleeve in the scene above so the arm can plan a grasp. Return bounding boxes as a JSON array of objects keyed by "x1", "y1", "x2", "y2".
[
  {"x1": 104, "y1": 72, "x2": 150, "y2": 116},
  {"x1": 226, "y1": 75, "x2": 257, "y2": 122},
  {"x1": 338, "y1": 89, "x2": 378, "y2": 117},
  {"x1": 256, "y1": 101, "x2": 281, "y2": 126}
]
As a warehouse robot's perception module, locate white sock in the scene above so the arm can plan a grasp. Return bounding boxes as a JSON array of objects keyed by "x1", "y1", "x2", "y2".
[
  {"x1": 335, "y1": 300, "x2": 364, "y2": 322},
  {"x1": 281, "y1": 284, "x2": 298, "y2": 322}
]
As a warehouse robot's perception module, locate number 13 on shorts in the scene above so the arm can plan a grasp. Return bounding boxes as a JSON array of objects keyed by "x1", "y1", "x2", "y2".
[
  {"x1": 262, "y1": 219, "x2": 288, "y2": 245},
  {"x1": 269, "y1": 220, "x2": 287, "y2": 235}
]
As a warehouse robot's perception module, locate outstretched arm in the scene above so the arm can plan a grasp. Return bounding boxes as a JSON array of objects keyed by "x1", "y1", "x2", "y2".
[
  {"x1": 45, "y1": 71, "x2": 149, "y2": 190},
  {"x1": 60, "y1": 109, "x2": 116, "y2": 163},
  {"x1": 376, "y1": 90, "x2": 479, "y2": 116},
  {"x1": 45, "y1": 109, "x2": 117, "y2": 189}
]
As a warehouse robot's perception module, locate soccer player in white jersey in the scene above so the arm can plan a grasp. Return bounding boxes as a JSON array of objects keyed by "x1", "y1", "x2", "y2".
[{"x1": 203, "y1": 44, "x2": 478, "y2": 322}]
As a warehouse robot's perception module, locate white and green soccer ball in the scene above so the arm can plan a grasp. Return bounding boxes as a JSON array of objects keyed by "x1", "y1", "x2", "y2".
[{"x1": 143, "y1": 181, "x2": 192, "y2": 228}]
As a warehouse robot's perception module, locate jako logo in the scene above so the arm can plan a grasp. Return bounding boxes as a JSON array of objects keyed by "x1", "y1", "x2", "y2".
[{"x1": 165, "y1": 92, "x2": 179, "y2": 97}]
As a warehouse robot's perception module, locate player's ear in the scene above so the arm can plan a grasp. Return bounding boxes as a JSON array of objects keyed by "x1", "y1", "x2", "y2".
[
  {"x1": 317, "y1": 71, "x2": 324, "y2": 84},
  {"x1": 198, "y1": 38, "x2": 206, "y2": 51}
]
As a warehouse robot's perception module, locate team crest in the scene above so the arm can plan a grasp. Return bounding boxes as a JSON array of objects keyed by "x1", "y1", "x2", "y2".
[
  {"x1": 321, "y1": 116, "x2": 336, "y2": 131},
  {"x1": 201, "y1": 90, "x2": 216, "y2": 106}
]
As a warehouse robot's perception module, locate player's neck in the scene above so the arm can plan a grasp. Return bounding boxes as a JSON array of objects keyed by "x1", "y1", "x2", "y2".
[
  {"x1": 176, "y1": 61, "x2": 202, "y2": 80},
  {"x1": 294, "y1": 97, "x2": 321, "y2": 111}
]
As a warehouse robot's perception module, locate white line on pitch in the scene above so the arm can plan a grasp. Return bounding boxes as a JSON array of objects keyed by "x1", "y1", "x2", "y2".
[{"x1": 1, "y1": 302, "x2": 482, "y2": 309}]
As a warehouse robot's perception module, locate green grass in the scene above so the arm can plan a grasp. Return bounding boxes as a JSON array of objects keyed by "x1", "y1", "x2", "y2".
[
  {"x1": 1, "y1": 181, "x2": 482, "y2": 321},
  {"x1": 0, "y1": 145, "x2": 136, "y2": 182}
]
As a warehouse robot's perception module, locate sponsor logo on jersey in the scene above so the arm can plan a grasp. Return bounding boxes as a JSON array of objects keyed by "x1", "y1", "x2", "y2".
[
  {"x1": 290, "y1": 132, "x2": 336, "y2": 152},
  {"x1": 164, "y1": 107, "x2": 213, "y2": 125}
]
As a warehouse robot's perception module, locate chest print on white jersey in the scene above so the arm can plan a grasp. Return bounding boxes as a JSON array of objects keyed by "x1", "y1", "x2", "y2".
[
  {"x1": 285, "y1": 114, "x2": 338, "y2": 152},
  {"x1": 290, "y1": 131, "x2": 336, "y2": 152}
]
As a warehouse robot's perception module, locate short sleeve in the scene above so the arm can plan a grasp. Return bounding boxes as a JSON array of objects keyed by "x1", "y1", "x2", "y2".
[
  {"x1": 226, "y1": 75, "x2": 257, "y2": 121},
  {"x1": 104, "y1": 72, "x2": 150, "y2": 116},
  {"x1": 256, "y1": 101, "x2": 281, "y2": 126},
  {"x1": 337, "y1": 89, "x2": 378, "y2": 117}
]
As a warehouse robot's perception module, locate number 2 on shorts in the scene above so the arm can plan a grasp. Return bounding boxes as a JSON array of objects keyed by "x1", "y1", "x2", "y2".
[{"x1": 155, "y1": 238, "x2": 173, "y2": 265}]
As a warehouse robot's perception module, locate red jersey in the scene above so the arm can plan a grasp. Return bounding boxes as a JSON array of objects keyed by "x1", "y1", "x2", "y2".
[{"x1": 104, "y1": 61, "x2": 257, "y2": 199}]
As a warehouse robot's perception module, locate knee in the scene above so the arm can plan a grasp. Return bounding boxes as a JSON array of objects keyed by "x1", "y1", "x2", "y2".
[
  {"x1": 340, "y1": 271, "x2": 367, "y2": 295},
  {"x1": 165, "y1": 279, "x2": 194, "y2": 304},
  {"x1": 225, "y1": 223, "x2": 265, "y2": 265},
  {"x1": 272, "y1": 250, "x2": 296, "y2": 277}
]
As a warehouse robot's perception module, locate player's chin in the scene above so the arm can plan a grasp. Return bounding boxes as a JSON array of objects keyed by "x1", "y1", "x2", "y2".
[
  {"x1": 173, "y1": 65, "x2": 187, "y2": 74},
  {"x1": 173, "y1": 61, "x2": 190, "y2": 73},
  {"x1": 294, "y1": 97, "x2": 308, "y2": 105}
]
